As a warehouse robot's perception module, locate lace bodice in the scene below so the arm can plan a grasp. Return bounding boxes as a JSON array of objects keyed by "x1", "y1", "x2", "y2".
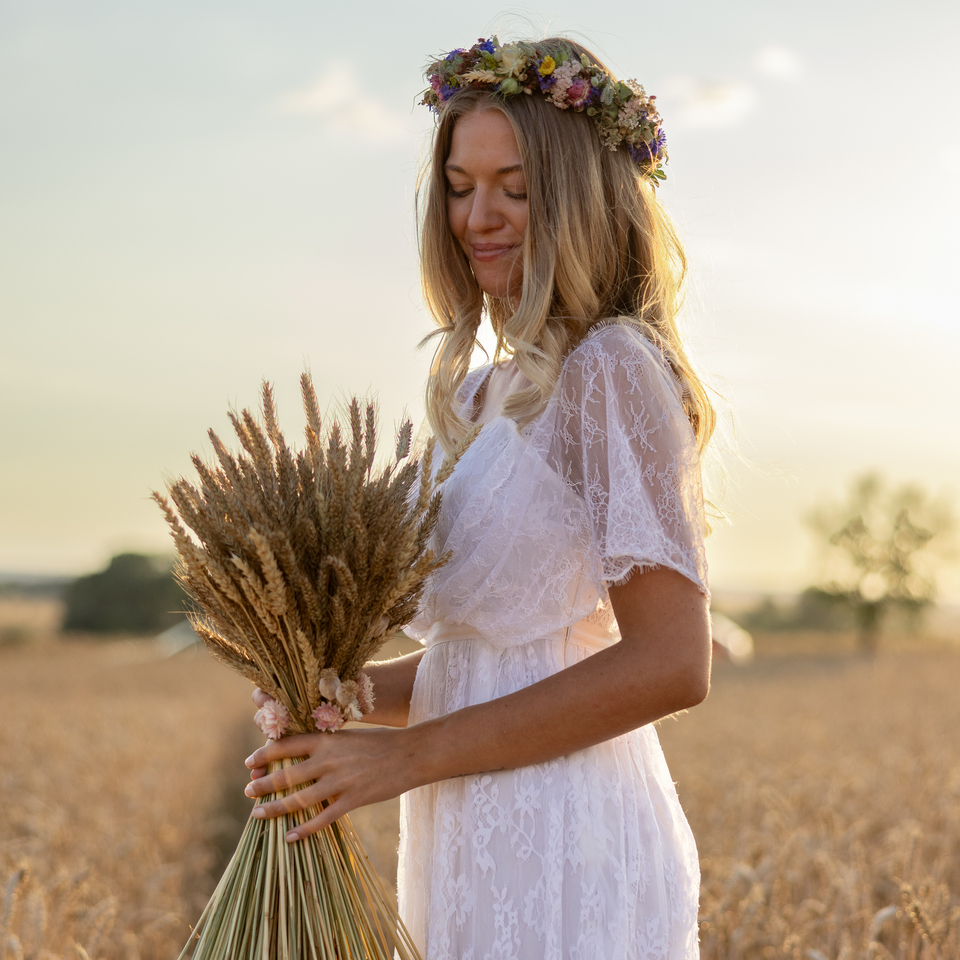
[{"x1": 405, "y1": 322, "x2": 709, "y2": 648}]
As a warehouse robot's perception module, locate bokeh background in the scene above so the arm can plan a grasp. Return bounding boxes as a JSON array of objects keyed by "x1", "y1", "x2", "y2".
[
  {"x1": 3, "y1": 6, "x2": 960, "y2": 958},
  {"x1": 3, "y1": 0, "x2": 959, "y2": 597}
]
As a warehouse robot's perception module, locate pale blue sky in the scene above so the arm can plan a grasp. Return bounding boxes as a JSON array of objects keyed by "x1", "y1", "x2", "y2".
[{"x1": 2, "y1": 0, "x2": 958, "y2": 596}]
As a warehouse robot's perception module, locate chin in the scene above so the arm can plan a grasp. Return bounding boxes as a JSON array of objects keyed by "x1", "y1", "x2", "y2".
[{"x1": 475, "y1": 271, "x2": 522, "y2": 302}]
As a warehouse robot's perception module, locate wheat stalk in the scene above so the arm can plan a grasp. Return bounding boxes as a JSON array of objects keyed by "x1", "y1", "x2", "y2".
[{"x1": 155, "y1": 374, "x2": 473, "y2": 960}]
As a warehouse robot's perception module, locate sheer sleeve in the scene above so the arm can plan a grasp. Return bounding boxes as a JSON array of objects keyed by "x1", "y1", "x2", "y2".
[{"x1": 547, "y1": 324, "x2": 709, "y2": 595}]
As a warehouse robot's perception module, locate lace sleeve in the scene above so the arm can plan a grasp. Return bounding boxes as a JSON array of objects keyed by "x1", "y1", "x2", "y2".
[{"x1": 547, "y1": 324, "x2": 709, "y2": 595}]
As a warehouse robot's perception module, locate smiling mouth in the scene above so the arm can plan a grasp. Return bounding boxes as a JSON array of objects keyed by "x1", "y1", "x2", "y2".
[{"x1": 470, "y1": 244, "x2": 518, "y2": 262}]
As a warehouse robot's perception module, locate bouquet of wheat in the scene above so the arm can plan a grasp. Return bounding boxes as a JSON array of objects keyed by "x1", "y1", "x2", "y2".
[{"x1": 154, "y1": 375, "x2": 469, "y2": 960}]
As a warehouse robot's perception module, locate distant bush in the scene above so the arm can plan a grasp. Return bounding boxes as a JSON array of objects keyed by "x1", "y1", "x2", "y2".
[
  {"x1": 62, "y1": 553, "x2": 187, "y2": 634},
  {"x1": 739, "y1": 587, "x2": 857, "y2": 633}
]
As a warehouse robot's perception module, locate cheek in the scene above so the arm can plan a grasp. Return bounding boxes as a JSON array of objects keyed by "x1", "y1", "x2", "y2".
[
  {"x1": 514, "y1": 207, "x2": 529, "y2": 239},
  {"x1": 446, "y1": 200, "x2": 466, "y2": 242}
]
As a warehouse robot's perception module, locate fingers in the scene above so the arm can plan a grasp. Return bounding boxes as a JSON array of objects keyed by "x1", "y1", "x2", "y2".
[
  {"x1": 285, "y1": 796, "x2": 351, "y2": 843},
  {"x1": 250, "y1": 780, "x2": 329, "y2": 820},
  {"x1": 244, "y1": 757, "x2": 313, "y2": 800},
  {"x1": 244, "y1": 733, "x2": 315, "y2": 771},
  {"x1": 251, "y1": 686, "x2": 269, "y2": 709}
]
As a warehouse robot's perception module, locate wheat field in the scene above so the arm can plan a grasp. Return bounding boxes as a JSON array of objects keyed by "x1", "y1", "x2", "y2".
[{"x1": 1, "y1": 603, "x2": 957, "y2": 960}]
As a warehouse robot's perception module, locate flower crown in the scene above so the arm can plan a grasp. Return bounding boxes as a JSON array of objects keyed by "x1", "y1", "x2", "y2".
[{"x1": 422, "y1": 37, "x2": 667, "y2": 184}]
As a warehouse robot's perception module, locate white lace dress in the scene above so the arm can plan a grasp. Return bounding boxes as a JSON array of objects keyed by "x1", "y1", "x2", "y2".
[{"x1": 397, "y1": 323, "x2": 709, "y2": 960}]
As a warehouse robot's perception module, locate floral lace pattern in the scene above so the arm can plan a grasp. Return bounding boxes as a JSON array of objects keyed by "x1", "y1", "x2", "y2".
[{"x1": 399, "y1": 324, "x2": 707, "y2": 959}]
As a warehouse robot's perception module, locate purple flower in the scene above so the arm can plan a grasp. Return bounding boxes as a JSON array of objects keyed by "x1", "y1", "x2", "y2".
[
  {"x1": 477, "y1": 38, "x2": 495, "y2": 54},
  {"x1": 537, "y1": 72, "x2": 557, "y2": 93},
  {"x1": 628, "y1": 129, "x2": 667, "y2": 164}
]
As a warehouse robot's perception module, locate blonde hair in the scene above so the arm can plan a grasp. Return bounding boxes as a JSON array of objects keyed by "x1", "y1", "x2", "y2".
[{"x1": 418, "y1": 38, "x2": 715, "y2": 456}]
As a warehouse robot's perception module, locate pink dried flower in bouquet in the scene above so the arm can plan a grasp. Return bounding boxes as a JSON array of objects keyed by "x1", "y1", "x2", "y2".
[
  {"x1": 254, "y1": 698, "x2": 290, "y2": 740},
  {"x1": 357, "y1": 672, "x2": 375, "y2": 715},
  {"x1": 343, "y1": 700, "x2": 363, "y2": 722},
  {"x1": 312, "y1": 702, "x2": 344, "y2": 732}
]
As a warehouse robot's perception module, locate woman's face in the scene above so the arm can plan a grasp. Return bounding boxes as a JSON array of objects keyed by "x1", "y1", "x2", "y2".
[{"x1": 445, "y1": 109, "x2": 528, "y2": 304}]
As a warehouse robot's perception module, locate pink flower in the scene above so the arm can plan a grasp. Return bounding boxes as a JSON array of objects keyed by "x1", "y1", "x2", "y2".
[
  {"x1": 254, "y1": 698, "x2": 289, "y2": 740},
  {"x1": 357, "y1": 672, "x2": 376, "y2": 715},
  {"x1": 312, "y1": 702, "x2": 344, "y2": 732},
  {"x1": 567, "y1": 78, "x2": 586, "y2": 103},
  {"x1": 342, "y1": 700, "x2": 363, "y2": 722}
]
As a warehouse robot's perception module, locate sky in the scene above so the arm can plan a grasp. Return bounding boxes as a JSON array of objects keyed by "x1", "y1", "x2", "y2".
[{"x1": 2, "y1": 0, "x2": 959, "y2": 599}]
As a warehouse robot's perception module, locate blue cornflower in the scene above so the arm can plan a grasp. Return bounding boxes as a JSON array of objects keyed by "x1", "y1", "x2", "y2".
[{"x1": 477, "y1": 38, "x2": 496, "y2": 55}]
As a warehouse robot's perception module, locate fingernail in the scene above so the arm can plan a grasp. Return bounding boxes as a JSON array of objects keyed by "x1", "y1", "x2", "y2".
[
  {"x1": 286, "y1": 831, "x2": 298, "y2": 843},
  {"x1": 244, "y1": 755, "x2": 255, "y2": 767},
  {"x1": 252, "y1": 808, "x2": 265, "y2": 819},
  {"x1": 244, "y1": 784, "x2": 255, "y2": 797}
]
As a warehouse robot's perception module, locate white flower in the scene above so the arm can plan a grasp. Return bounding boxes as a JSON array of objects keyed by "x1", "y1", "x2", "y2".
[
  {"x1": 498, "y1": 44, "x2": 526, "y2": 78},
  {"x1": 318, "y1": 668, "x2": 341, "y2": 702}
]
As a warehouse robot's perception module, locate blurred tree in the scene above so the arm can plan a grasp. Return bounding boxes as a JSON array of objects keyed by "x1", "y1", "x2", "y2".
[
  {"x1": 739, "y1": 587, "x2": 855, "y2": 633},
  {"x1": 62, "y1": 553, "x2": 187, "y2": 634},
  {"x1": 807, "y1": 473, "x2": 955, "y2": 653}
]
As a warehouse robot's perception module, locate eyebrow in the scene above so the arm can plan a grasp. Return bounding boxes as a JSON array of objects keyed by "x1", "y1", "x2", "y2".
[{"x1": 444, "y1": 163, "x2": 523, "y2": 176}]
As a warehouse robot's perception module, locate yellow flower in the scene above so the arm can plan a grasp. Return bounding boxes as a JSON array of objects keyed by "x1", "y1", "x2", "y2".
[{"x1": 538, "y1": 55, "x2": 556, "y2": 77}]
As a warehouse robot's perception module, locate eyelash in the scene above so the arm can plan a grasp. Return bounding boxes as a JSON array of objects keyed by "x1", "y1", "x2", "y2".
[{"x1": 447, "y1": 188, "x2": 528, "y2": 201}]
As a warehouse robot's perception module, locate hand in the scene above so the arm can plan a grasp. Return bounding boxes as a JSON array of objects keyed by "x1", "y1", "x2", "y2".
[{"x1": 243, "y1": 724, "x2": 416, "y2": 843}]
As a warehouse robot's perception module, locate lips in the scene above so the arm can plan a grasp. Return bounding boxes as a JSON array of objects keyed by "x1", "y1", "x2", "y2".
[{"x1": 469, "y1": 243, "x2": 519, "y2": 262}]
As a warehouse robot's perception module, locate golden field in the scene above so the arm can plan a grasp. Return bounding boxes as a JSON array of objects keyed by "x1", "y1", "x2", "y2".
[{"x1": 1, "y1": 600, "x2": 957, "y2": 960}]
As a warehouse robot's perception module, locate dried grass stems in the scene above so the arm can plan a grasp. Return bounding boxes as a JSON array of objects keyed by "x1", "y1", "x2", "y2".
[
  {"x1": 152, "y1": 376, "x2": 475, "y2": 960},
  {"x1": 154, "y1": 375, "x2": 473, "y2": 735}
]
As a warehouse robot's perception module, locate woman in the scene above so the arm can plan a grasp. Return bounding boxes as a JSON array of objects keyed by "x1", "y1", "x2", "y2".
[{"x1": 245, "y1": 36, "x2": 714, "y2": 960}]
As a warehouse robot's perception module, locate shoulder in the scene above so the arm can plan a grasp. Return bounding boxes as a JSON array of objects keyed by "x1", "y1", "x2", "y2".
[{"x1": 558, "y1": 321, "x2": 683, "y2": 407}]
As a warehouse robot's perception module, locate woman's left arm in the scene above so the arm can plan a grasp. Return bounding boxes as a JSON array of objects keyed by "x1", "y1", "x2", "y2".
[{"x1": 244, "y1": 565, "x2": 710, "y2": 841}]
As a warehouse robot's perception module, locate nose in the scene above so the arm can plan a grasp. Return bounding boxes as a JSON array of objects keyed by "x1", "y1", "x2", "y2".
[{"x1": 466, "y1": 185, "x2": 503, "y2": 234}]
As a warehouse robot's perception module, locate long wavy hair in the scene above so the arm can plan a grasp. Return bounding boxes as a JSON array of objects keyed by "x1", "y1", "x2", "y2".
[{"x1": 418, "y1": 38, "x2": 715, "y2": 456}]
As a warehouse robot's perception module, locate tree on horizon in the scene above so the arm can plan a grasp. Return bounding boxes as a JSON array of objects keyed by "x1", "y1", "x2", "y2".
[{"x1": 807, "y1": 473, "x2": 955, "y2": 654}]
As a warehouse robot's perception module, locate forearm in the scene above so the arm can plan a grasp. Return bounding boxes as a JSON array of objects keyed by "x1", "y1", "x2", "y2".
[
  {"x1": 244, "y1": 569, "x2": 711, "y2": 841},
  {"x1": 404, "y1": 630, "x2": 708, "y2": 786},
  {"x1": 356, "y1": 649, "x2": 424, "y2": 727}
]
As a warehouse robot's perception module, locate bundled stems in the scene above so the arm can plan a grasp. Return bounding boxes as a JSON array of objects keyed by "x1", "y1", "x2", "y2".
[{"x1": 155, "y1": 376, "x2": 476, "y2": 960}]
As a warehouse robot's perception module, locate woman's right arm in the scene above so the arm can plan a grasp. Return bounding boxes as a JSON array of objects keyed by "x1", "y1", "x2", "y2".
[{"x1": 251, "y1": 648, "x2": 424, "y2": 730}]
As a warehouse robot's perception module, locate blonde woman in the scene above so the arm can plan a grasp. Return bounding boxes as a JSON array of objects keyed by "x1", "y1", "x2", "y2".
[{"x1": 246, "y1": 36, "x2": 714, "y2": 960}]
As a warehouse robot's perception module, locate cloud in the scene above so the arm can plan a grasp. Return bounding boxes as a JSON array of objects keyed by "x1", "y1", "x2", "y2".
[
  {"x1": 659, "y1": 76, "x2": 758, "y2": 128},
  {"x1": 755, "y1": 45, "x2": 804, "y2": 81},
  {"x1": 277, "y1": 61, "x2": 409, "y2": 142}
]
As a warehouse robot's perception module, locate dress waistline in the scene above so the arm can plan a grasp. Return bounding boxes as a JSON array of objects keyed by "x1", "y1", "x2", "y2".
[{"x1": 424, "y1": 618, "x2": 616, "y2": 654}]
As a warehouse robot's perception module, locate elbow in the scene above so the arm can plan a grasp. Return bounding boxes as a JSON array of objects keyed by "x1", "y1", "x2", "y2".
[
  {"x1": 669, "y1": 654, "x2": 711, "y2": 712},
  {"x1": 684, "y1": 667, "x2": 710, "y2": 708}
]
